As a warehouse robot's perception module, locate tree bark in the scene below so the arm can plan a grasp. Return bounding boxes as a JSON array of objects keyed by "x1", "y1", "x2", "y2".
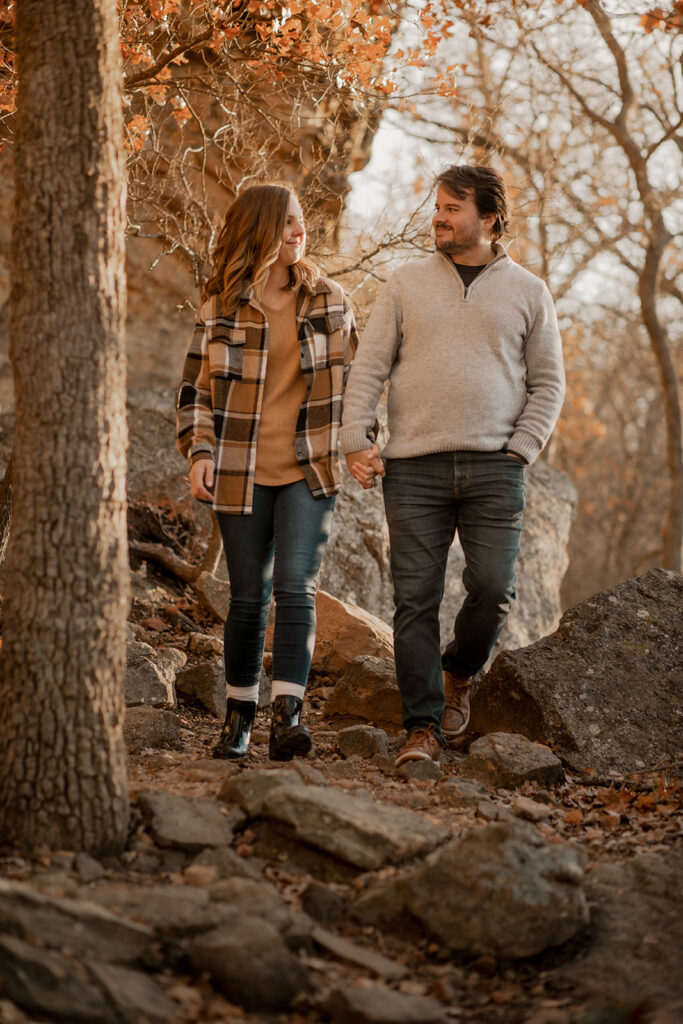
[
  {"x1": 0, "y1": 0, "x2": 129, "y2": 853},
  {"x1": 0, "y1": 456, "x2": 11, "y2": 572},
  {"x1": 638, "y1": 234, "x2": 683, "y2": 572}
]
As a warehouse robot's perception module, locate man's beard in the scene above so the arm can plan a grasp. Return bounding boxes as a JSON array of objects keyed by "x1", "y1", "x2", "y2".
[{"x1": 434, "y1": 224, "x2": 481, "y2": 254}]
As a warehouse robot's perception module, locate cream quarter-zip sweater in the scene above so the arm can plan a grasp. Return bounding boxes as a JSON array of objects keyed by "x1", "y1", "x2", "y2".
[{"x1": 339, "y1": 245, "x2": 565, "y2": 465}]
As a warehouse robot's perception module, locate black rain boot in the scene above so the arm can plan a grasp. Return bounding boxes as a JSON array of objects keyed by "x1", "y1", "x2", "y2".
[
  {"x1": 213, "y1": 698, "x2": 256, "y2": 760},
  {"x1": 269, "y1": 695, "x2": 312, "y2": 761}
]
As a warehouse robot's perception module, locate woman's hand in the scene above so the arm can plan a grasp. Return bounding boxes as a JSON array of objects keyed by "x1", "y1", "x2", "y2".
[
  {"x1": 345, "y1": 444, "x2": 385, "y2": 489},
  {"x1": 189, "y1": 459, "x2": 215, "y2": 502}
]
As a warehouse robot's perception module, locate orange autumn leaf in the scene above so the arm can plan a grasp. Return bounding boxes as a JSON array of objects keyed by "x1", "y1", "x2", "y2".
[
  {"x1": 636, "y1": 791, "x2": 661, "y2": 809},
  {"x1": 598, "y1": 810, "x2": 621, "y2": 830},
  {"x1": 655, "y1": 802, "x2": 680, "y2": 816},
  {"x1": 126, "y1": 113, "x2": 148, "y2": 135},
  {"x1": 148, "y1": 84, "x2": 168, "y2": 104}
]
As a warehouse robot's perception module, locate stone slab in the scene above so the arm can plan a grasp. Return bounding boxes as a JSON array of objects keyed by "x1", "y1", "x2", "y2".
[
  {"x1": 326, "y1": 985, "x2": 447, "y2": 1024},
  {"x1": 0, "y1": 879, "x2": 153, "y2": 964},
  {"x1": 259, "y1": 784, "x2": 448, "y2": 871},
  {"x1": 138, "y1": 790, "x2": 243, "y2": 850}
]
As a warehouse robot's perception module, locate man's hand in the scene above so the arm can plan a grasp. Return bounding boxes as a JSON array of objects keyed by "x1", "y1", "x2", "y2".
[
  {"x1": 189, "y1": 459, "x2": 215, "y2": 502},
  {"x1": 345, "y1": 445, "x2": 385, "y2": 489}
]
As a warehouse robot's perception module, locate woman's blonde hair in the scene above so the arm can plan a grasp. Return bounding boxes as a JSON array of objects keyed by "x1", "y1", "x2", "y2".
[{"x1": 203, "y1": 184, "x2": 320, "y2": 311}]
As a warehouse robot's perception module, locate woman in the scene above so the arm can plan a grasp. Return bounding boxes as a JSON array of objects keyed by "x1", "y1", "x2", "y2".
[{"x1": 177, "y1": 184, "x2": 358, "y2": 761}]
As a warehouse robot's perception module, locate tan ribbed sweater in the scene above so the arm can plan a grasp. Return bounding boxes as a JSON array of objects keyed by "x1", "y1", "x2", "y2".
[
  {"x1": 340, "y1": 247, "x2": 565, "y2": 465},
  {"x1": 254, "y1": 293, "x2": 306, "y2": 486}
]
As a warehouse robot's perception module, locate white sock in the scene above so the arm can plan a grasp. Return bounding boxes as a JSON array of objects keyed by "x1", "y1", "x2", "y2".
[
  {"x1": 225, "y1": 682, "x2": 259, "y2": 702},
  {"x1": 270, "y1": 679, "x2": 306, "y2": 701}
]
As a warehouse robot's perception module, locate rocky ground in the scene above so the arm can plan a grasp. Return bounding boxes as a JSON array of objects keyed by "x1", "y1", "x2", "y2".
[{"x1": 0, "y1": 553, "x2": 681, "y2": 1024}]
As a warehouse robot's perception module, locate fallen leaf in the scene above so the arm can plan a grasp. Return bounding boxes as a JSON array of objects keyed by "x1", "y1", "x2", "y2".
[
  {"x1": 655, "y1": 803, "x2": 680, "y2": 815},
  {"x1": 140, "y1": 615, "x2": 169, "y2": 631}
]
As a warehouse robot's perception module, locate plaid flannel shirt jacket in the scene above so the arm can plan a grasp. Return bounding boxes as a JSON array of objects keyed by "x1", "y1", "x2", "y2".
[{"x1": 177, "y1": 276, "x2": 359, "y2": 514}]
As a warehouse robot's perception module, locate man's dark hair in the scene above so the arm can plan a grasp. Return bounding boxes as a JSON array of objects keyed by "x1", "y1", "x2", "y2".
[{"x1": 435, "y1": 164, "x2": 510, "y2": 241}]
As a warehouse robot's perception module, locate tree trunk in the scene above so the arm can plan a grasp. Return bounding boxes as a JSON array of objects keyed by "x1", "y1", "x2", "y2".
[
  {"x1": 639, "y1": 237, "x2": 683, "y2": 573},
  {"x1": 0, "y1": 0, "x2": 129, "y2": 853},
  {"x1": 0, "y1": 455, "x2": 11, "y2": 572}
]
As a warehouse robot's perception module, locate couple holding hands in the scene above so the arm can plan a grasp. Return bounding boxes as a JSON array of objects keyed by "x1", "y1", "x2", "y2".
[{"x1": 176, "y1": 164, "x2": 565, "y2": 769}]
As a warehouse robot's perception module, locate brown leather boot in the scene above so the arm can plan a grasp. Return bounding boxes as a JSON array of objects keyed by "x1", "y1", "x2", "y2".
[
  {"x1": 394, "y1": 724, "x2": 443, "y2": 767},
  {"x1": 442, "y1": 670, "x2": 472, "y2": 737}
]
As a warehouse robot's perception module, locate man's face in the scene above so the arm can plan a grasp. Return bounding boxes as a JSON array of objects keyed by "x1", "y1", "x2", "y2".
[{"x1": 432, "y1": 185, "x2": 494, "y2": 256}]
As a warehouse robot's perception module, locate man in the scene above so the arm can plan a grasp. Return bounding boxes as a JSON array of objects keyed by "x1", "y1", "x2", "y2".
[{"x1": 340, "y1": 164, "x2": 565, "y2": 767}]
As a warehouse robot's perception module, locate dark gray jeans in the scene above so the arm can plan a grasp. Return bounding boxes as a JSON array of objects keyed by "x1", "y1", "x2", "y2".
[
  {"x1": 382, "y1": 450, "x2": 526, "y2": 738},
  {"x1": 216, "y1": 480, "x2": 335, "y2": 692}
]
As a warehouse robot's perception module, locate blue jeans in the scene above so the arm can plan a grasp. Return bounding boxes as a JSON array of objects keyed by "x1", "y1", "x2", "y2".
[
  {"x1": 382, "y1": 451, "x2": 525, "y2": 738},
  {"x1": 216, "y1": 481, "x2": 335, "y2": 699}
]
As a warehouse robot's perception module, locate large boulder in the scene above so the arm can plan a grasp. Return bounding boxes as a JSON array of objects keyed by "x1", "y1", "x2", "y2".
[
  {"x1": 552, "y1": 845, "x2": 683, "y2": 1013},
  {"x1": 125, "y1": 392, "x2": 215, "y2": 546},
  {"x1": 268, "y1": 590, "x2": 394, "y2": 678},
  {"x1": 323, "y1": 656, "x2": 402, "y2": 733},
  {"x1": 470, "y1": 569, "x2": 683, "y2": 772},
  {"x1": 126, "y1": 390, "x2": 189, "y2": 502},
  {"x1": 399, "y1": 821, "x2": 588, "y2": 958}
]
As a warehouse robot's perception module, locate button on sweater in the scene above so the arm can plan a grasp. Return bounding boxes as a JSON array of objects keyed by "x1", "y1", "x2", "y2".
[{"x1": 339, "y1": 245, "x2": 565, "y2": 466}]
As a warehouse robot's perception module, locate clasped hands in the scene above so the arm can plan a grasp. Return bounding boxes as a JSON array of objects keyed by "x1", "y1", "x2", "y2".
[
  {"x1": 191, "y1": 450, "x2": 385, "y2": 499},
  {"x1": 345, "y1": 444, "x2": 385, "y2": 490}
]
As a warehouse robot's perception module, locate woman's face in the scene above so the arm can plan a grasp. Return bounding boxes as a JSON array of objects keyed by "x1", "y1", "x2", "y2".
[{"x1": 274, "y1": 194, "x2": 306, "y2": 269}]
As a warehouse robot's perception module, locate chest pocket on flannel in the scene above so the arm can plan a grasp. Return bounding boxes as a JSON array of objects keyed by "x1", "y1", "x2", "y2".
[
  {"x1": 208, "y1": 323, "x2": 246, "y2": 381},
  {"x1": 308, "y1": 312, "x2": 345, "y2": 369}
]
